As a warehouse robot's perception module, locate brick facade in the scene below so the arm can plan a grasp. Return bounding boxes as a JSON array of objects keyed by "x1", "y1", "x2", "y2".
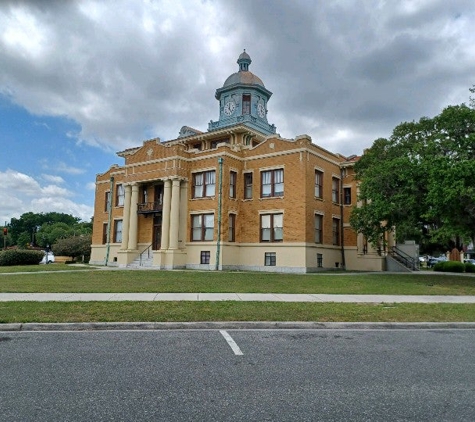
[{"x1": 90, "y1": 52, "x2": 386, "y2": 272}]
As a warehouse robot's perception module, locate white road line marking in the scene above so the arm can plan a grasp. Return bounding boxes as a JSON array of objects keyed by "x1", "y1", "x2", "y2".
[{"x1": 220, "y1": 330, "x2": 243, "y2": 355}]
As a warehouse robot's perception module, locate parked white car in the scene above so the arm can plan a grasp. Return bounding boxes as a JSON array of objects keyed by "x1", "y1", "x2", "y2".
[{"x1": 40, "y1": 251, "x2": 55, "y2": 264}]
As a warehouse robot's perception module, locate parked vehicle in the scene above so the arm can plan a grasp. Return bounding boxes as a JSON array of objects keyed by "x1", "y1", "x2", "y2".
[
  {"x1": 427, "y1": 256, "x2": 446, "y2": 268},
  {"x1": 40, "y1": 251, "x2": 55, "y2": 264},
  {"x1": 464, "y1": 259, "x2": 475, "y2": 265}
]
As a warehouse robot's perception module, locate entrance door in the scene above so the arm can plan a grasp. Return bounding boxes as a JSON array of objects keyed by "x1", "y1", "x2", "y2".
[{"x1": 153, "y1": 215, "x2": 162, "y2": 250}]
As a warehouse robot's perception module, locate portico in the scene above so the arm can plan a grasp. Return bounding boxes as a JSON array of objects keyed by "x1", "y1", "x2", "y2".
[{"x1": 116, "y1": 177, "x2": 188, "y2": 268}]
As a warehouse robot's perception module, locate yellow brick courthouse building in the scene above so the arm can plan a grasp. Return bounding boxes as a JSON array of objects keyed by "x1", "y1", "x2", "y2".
[{"x1": 90, "y1": 51, "x2": 388, "y2": 272}]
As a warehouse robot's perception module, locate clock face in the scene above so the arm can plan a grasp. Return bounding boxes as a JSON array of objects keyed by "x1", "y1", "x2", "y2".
[
  {"x1": 224, "y1": 101, "x2": 235, "y2": 116},
  {"x1": 257, "y1": 103, "x2": 266, "y2": 118}
]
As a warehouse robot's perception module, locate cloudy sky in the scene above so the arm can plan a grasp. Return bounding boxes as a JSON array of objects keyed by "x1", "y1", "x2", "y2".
[{"x1": 1, "y1": 0, "x2": 474, "y2": 224}]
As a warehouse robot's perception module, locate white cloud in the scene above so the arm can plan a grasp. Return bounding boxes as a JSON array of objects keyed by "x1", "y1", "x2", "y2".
[
  {"x1": 0, "y1": 0, "x2": 474, "y2": 171},
  {"x1": 41, "y1": 174, "x2": 65, "y2": 184},
  {"x1": 0, "y1": 169, "x2": 40, "y2": 196},
  {"x1": 2, "y1": 6, "x2": 50, "y2": 59},
  {"x1": 39, "y1": 161, "x2": 85, "y2": 175},
  {"x1": 30, "y1": 197, "x2": 93, "y2": 222},
  {"x1": 0, "y1": 169, "x2": 93, "y2": 223}
]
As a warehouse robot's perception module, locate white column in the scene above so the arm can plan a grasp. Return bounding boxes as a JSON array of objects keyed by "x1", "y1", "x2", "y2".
[
  {"x1": 120, "y1": 184, "x2": 132, "y2": 250},
  {"x1": 178, "y1": 180, "x2": 188, "y2": 248},
  {"x1": 161, "y1": 179, "x2": 172, "y2": 250},
  {"x1": 169, "y1": 179, "x2": 181, "y2": 250},
  {"x1": 127, "y1": 184, "x2": 139, "y2": 250}
]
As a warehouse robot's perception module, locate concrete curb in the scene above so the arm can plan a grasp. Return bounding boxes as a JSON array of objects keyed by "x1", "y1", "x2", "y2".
[{"x1": 2, "y1": 321, "x2": 475, "y2": 331}]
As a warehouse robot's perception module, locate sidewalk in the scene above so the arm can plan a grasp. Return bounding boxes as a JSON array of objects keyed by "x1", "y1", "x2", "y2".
[{"x1": 1, "y1": 292, "x2": 475, "y2": 303}]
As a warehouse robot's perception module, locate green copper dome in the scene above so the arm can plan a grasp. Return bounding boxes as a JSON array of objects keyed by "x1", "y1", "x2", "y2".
[
  {"x1": 209, "y1": 50, "x2": 276, "y2": 136},
  {"x1": 222, "y1": 50, "x2": 265, "y2": 88}
]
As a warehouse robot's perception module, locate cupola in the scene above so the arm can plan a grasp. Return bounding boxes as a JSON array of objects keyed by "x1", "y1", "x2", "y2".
[{"x1": 208, "y1": 50, "x2": 276, "y2": 135}]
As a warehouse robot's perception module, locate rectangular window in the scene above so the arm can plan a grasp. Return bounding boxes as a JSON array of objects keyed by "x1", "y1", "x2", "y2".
[
  {"x1": 200, "y1": 251, "x2": 210, "y2": 264},
  {"x1": 261, "y1": 169, "x2": 284, "y2": 198},
  {"x1": 230, "y1": 171, "x2": 237, "y2": 198},
  {"x1": 264, "y1": 252, "x2": 276, "y2": 266},
  {"x1": 116, "y1": 184, "x2": 125, "y2": 207},
  {"x1": 228, "y1": 214, "x2": 236, "y2": 242},
  {"x1": 244, "y1": 173, "x2": 253, "y2": 199},
  {"x1": 242, "y1": 94, "x2": 251, "y2": 114},
  {"x1": 315, "y1": 214, "x2": 323, "y2": 244},
  {"x1": 102, "y1": 223, "x2": 108, "y2": 244},
  {"x1": 193, "y1": 171, "x2": 216, "y2": 198},
  {"x1": 114, "y1": 220, "x2": 123, "y2": 243},
  {"x1": 105, "y1": 191, "x2": 111, "y2": 212},
  {"x1": 260, "y1": 213, "x2": 283, "y2": 242},
  {"x1": 317, "y1": 253, "x2": 323, "y2": 268},
  {"x1": 332, "y1": 178, "x2": 340, "y2": 203},
  {"x1": 332, "y1": 218, "x2": 340, "y2": 246},
  {"x1": 315, "y1": 171, "x2": 323, "y2": 198},
  {"x1": 343, "y1": 187, "x2": 351, "y2": 205},
  {"x1": 191, "y1": 214, "x2": 214, "y2": 241}
]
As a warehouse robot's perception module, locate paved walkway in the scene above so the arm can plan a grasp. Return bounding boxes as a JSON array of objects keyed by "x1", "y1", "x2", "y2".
[{"x1": 1, "y1": 292, "x2": 475, "y2": 303}]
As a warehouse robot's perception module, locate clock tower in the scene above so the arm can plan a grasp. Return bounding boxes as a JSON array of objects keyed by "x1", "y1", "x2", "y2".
[{"x1": 208, "y1": 50, "x2": 276, "y2": 135}]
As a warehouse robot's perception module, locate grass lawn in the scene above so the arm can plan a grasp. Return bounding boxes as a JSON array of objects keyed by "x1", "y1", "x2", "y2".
[
  {"x1": 1, "y1": 301, "x2": 475, "y2": 323},
  {"x1": 0, "y1": 267, "x2": 474, "y2": 323},
  {"x1": 0, "y1": 267, "x2": 474, "y2": 295},
  {"x1": 0, "y1": 264, "x2": 91, "y2": 273}
]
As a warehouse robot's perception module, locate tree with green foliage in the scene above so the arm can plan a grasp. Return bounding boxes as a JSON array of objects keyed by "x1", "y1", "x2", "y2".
[
  {"x1": 8, "y1": 212, "x2": 91, "y2": 248},
  {"x1": 351, "y1": 102, "x2": 475, "y2": 254},
  {"x1": 52, "y1": 235, "x2": 92, "y2": 261}
]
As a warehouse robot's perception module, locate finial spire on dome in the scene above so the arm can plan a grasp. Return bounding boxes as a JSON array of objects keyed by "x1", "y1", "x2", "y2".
[{"x1": 237, "y1": 49, "x2": 251, "y2": 72}]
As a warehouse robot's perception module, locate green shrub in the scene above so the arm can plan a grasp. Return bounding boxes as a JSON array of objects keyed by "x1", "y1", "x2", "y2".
[
  {"x1": 52, "y1": 235, "x2": 91, "y2": 262},
  {"x1": 433, "y1": 261, "x2": 465, "y2": 273},
  {"x1": 465, "y1": 263, "x2": 475, "y2": 273},
  {"x1": 0, "y1": 249, "x2": 44, "y2": 266}
]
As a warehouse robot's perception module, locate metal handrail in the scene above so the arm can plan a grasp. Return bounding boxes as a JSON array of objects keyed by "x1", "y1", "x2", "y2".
[
  {"x1": 390, "y1": 246, "x2": 419, "y2": 271},
  {"x1": 139, "y1": 244, "x2": 152, "y2": 266},
  {"x1": 137, "y1": 202, "x2": 162, "y2": 213}
]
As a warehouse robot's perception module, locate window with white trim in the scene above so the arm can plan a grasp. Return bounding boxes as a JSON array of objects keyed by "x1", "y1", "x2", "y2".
[
  {"x1": 332, "y1": 218, "x2": 340, "y2": 246},
  {"x1": 260, "y1": 213, "x2": 283, "y2": 242},
  {"x1": 102, "y1": 223, "x2": 108, "y2": 244},
  {"x1": 229, "y1": 171, "x2": 237, "y2": 198},
  {"x1": 105, "y1": 191, "x2": 111, "y2": 212},
  {"x1": 244, "y1": 172, "x2": 253, "y2": 199},
  {"x1": 315, "y1": 214, "x2": 323, "y2": 244},
  {"x1": 315, "y1": 170, "x2": 323, "y2": 199},
  {"x1": 116, "y1": 184, "x2": 125, "y2": 207},
  {"x1": 228, "y1": 214, "x2": 236, "y2": 242},
  {"x1": 191, "y1": 214, "x2": 214, "y2": 241},
  {"x1": 332, "y1": 177, "x2": 340, "y2": 203},
  {"x1": 114, "y1": 220, "x2": 123, "y2": 243},
  {"x1": 261, "y1": 169, "x2": 284, "y2": 198},
  {"x1": 193, "y1": 171, "x2": 216, "y2": 198},
  {"x1": 343, "y1": 187, "x2": 351, "y2": 205}
]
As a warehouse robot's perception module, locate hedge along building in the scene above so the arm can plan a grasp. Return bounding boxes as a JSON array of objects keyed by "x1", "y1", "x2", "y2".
[{"x1": 90, "y1": 51, "x2": 390, "y2": 272}]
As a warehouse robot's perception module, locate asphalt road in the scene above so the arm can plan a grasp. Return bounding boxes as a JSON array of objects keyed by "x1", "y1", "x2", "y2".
[{"x1": 1, "y1": 329, "x2": 474, "y2": 421}]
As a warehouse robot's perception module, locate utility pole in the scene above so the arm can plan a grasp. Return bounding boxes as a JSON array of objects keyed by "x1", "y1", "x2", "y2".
[{"x1": 215, "y1": 157, "x2": 224, "y2": 271}]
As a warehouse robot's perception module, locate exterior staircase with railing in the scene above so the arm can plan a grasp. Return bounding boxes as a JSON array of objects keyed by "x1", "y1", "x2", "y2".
[
  {"x1": 387, "y1": 246, "x2": 420, "y2": 272},
  {"x1": 127, "y1": 244, "x2": 154, "y2": 268}
]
